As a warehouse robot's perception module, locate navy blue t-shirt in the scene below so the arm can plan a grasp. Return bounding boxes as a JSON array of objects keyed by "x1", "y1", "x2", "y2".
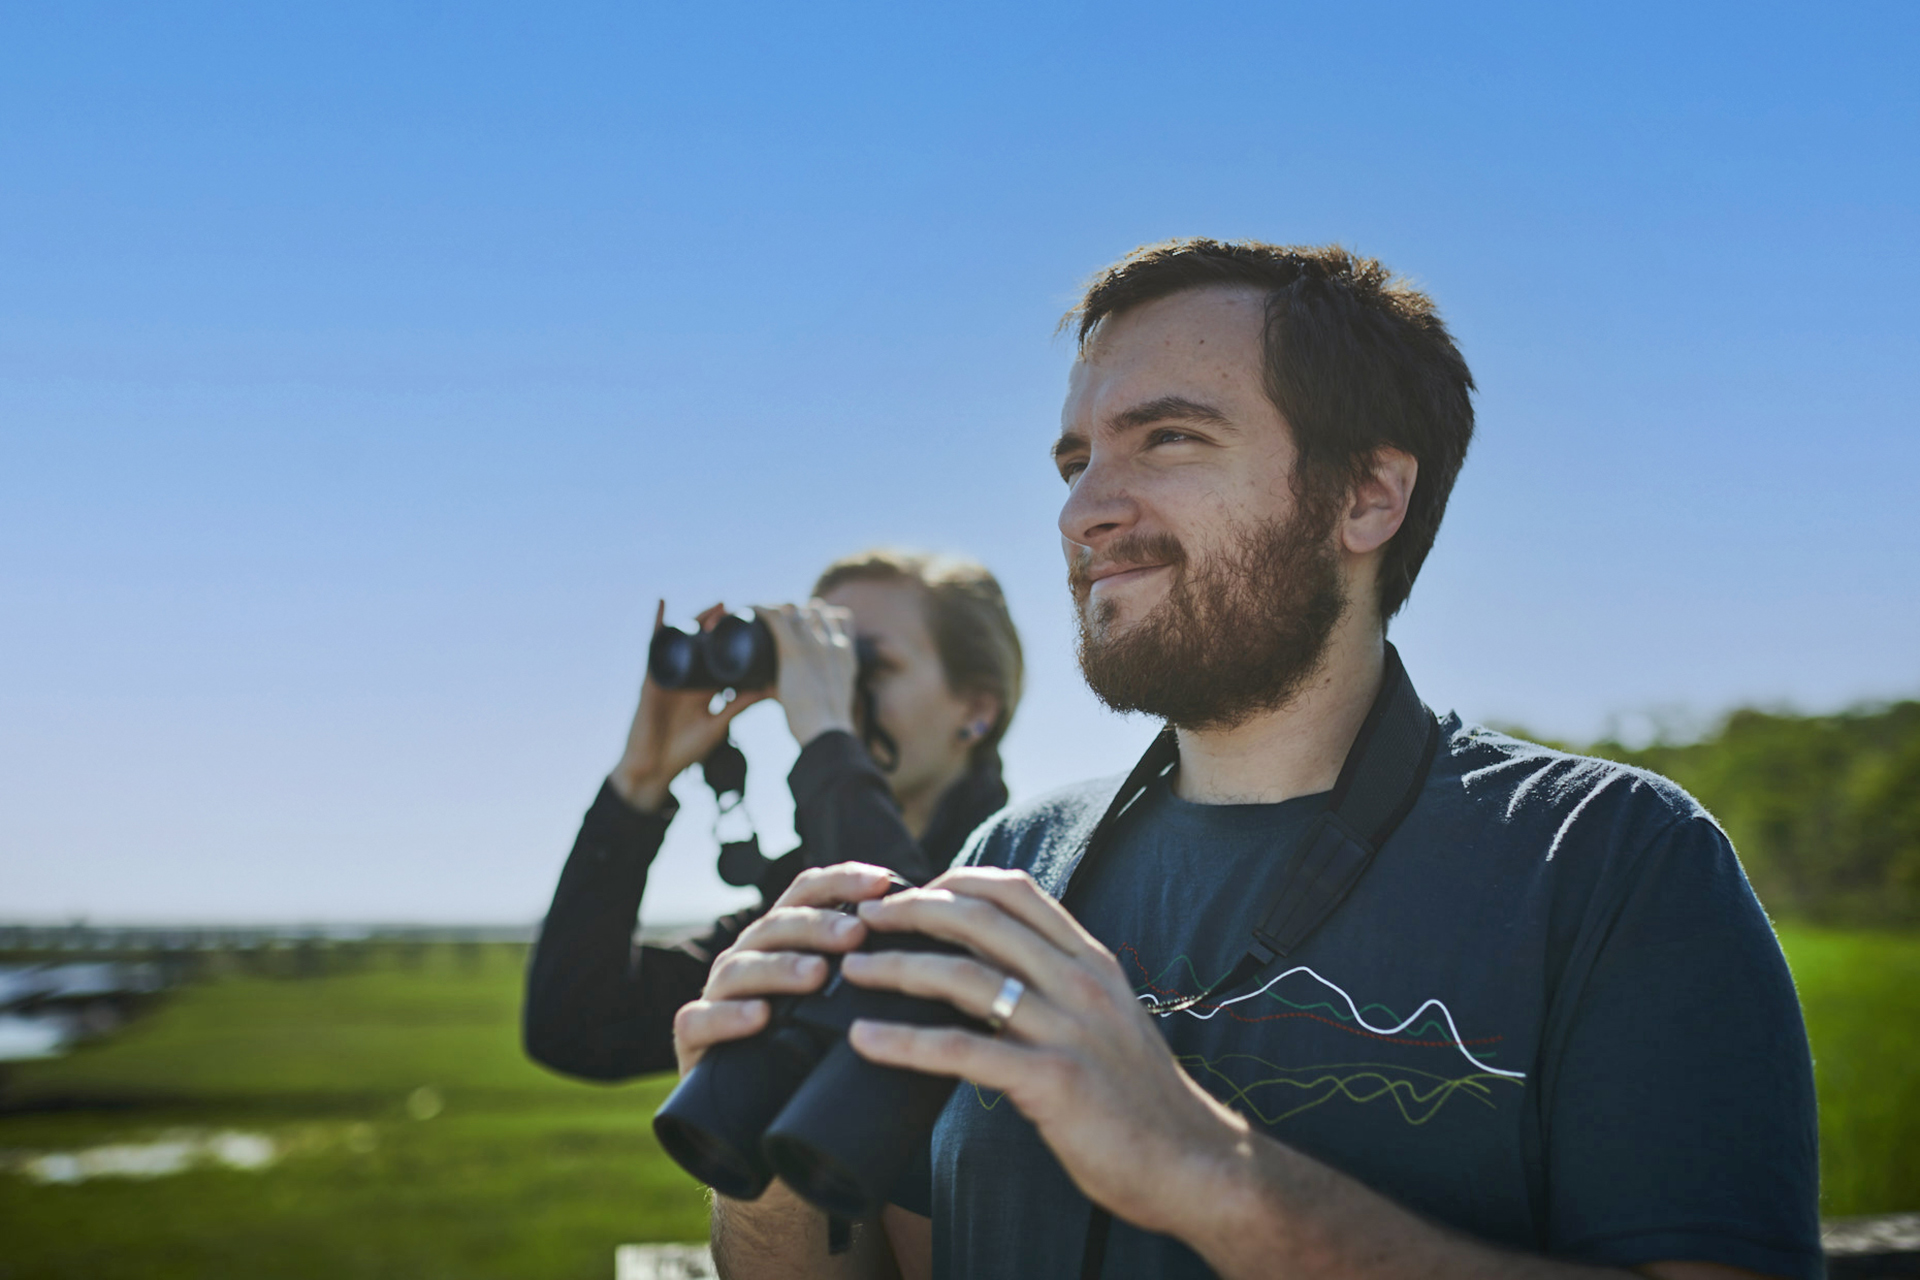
[{"x1": 897, "y1": 717, "x2": 1821, "y2": 1280}]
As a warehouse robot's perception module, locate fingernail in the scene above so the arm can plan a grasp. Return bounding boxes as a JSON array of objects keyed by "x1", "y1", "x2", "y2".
[
  {"x1": 833, "y1": 915, "x2": 861, "y2": 936},
  {"x1": 795, "y1": 954, "x2": 823, "y2": 975},
  {"x1": 841, "y1": 952, "x2": 870, "y2": 973}
]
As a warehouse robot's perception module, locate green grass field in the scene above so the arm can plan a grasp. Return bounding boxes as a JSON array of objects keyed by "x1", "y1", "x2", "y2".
[
  {"x1": 1, "y1": 929, "x2": 1914, "y2": 1278},
  {"x1": 0, "y1": 945, "x2": 704, "y2": 1280}
]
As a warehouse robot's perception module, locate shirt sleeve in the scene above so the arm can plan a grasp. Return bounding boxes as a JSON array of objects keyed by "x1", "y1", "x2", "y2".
[
  {"x1": 523, "y1": 780, "x2": 704, "y2": 1080},
  {"x1": 788, "y1": 730, "x2": 935, "y2": 884},
  {"x1": 1542, "y1": 815, "x2": 1823, "y2": 1279}
]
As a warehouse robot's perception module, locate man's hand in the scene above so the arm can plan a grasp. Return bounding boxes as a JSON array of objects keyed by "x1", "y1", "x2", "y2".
[
  {"x1": 837, "y1": 867, "x2": 1246, "y2": 1241},
  {"x1": 672, "y1": 863, "x2": 894, "y2": 1076},
  {"x1": 611, "y1": 601, "x2": 770, "y2": 812},
  {"x1": 682, "y1": 863, "x2": 921, "y2": 1280},
  {"x1": 759, "y1": 600, "x2": 861, "y2": 748}
]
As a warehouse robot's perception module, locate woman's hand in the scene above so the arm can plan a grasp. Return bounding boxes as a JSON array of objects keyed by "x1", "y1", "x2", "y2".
[
  {"x1": 610, "y1": 601, "x2": 771, "y2": 813},
  {"x1": 672, "y1": 863, "x2": 895, "y2": 1076},
  {"x1": 759, "y1": 600, "x2": 860, "y2": 749}
]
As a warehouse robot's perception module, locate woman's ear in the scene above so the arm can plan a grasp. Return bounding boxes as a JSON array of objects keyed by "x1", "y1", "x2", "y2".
[
  {"x1": 1342, "y1": 448, "x2": 1418, "y2": 556},
  {"x1": 959, "y1": 693, "x2": 1002, "y2": 743}
]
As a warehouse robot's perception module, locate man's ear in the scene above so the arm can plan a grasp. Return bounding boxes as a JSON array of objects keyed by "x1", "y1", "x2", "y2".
[{"x1": 1341, "y1": 448, "x2": 1418, "y2": 556}]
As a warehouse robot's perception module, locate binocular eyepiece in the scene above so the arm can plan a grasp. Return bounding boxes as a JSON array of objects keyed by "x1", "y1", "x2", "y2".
[{"x1": 652, "y1": 891, "x2": 983, "y2": 1217}]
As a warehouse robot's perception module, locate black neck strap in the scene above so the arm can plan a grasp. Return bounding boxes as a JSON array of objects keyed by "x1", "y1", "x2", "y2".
[
  {"x1": 1062, "y1": 643, "x2": 1438, "y2": 946},
  {"x1": 1072, "y1": 643, "x2": 1439, "y2": 1279}
]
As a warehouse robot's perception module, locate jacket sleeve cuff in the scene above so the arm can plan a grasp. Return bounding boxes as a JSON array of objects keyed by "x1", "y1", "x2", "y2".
[
  {"x1": 581, "y1": 777, "x2": 677, "y2": 856},
  {"x1": 788, "y1": 730, "x2": 881, "y2": 807}
]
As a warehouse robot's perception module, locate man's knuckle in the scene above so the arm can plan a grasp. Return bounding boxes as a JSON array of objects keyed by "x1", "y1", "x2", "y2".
[
  {"x1": 950, "y1": 894, "x2": 992, "y2": 925},
  {"x1": 1063, "y1": 966, "x2": 1108, "y2": 1010},
  {"x1": 1032, "y1": 1051, "x2": 1080, "y2": 1097},
  {"x1": 926, "y1": 1027, "x2": 970, "y2": 1057},
  {"x1": 673, "y1": 1002, "x2": 704, "y2": 1037},
  {"x1": 958, "y1": 957, "x2": 997, "y2": 991}
]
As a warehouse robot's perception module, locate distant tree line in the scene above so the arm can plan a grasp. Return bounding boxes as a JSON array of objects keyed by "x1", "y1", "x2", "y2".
[{"x1": 1538, "y1": 701, "x2": 1920, "y2": 928}]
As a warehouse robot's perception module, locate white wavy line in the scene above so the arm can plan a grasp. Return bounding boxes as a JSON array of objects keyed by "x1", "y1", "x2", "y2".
[{"x1": 1143, "y1": 964, "x2": 1527, "y2": 1081}]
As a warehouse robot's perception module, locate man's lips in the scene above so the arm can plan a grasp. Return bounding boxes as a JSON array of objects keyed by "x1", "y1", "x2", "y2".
[{"x1": 1085, "y1": 564, "x2": 1169, "y2": 591}]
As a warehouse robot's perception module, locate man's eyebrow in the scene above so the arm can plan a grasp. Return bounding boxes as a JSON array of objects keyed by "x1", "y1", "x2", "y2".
[
  {"x1": 1110, "y1": 395, "x2": 1233, "y2": 432},
  {"x1": 1052, "y1": 396, "x2": 1233, "y2": 462}
]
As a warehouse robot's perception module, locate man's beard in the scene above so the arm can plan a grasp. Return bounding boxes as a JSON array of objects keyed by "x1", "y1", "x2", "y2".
[{"x1": 1071, "y1": 505, "x2": 1348, "y2": 732}]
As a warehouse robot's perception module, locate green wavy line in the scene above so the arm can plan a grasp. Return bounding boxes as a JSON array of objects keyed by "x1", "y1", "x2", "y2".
[
  {"x1": 1176, "y1": 1053, "x2": 1523, "y2": 1127},
  {"x1": 1197, "y1": 1053, "x2": 1498, "y2": 1084},
  {"x1": 970, "y1": 1057, "x2": 1524, "y2": 1126}
]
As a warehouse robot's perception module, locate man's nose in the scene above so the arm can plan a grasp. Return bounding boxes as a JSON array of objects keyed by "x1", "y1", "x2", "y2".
[{"x1": 1058, "y1": 453, "x2": 1136, "y2": 550}]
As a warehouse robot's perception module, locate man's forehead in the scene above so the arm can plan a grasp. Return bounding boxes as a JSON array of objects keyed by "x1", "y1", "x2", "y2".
[
  {"x1": 1063, "y1": 285, "x2": 1269, "y2": 428},
  {"x1": 1080, "y1": 283, "x2": 1268, "y2": 362}
]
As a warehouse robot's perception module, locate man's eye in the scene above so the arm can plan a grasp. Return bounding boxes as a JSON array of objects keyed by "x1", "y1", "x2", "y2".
[
  {"x1": 1149, "y1": 428, "x2": 1195, "y2": 446},
  {"x1": 1058, "y1": 460, "x2": 1087, "y2": 483}
]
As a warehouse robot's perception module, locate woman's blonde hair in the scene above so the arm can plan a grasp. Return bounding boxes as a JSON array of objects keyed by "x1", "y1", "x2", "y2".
[{"x1": 812, "y1": 549, "x2": 1024, "y2": 763}]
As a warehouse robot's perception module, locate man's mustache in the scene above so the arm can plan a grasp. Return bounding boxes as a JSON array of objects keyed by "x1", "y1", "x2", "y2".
[{"x1": 1067, "y1": 532, "x2": 1188, "y2": 597}]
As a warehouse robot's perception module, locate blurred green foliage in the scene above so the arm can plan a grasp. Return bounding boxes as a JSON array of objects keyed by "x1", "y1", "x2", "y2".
[{"x1": 1532, "y1": 701, "x2": 1920, "y2": 927}]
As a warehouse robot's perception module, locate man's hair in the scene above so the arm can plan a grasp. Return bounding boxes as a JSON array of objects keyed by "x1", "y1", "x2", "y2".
[
  {"x1": 812, "y1": 549, "x2": 1024, "y2": 763},
  {"x1": 1069, "y1": 239, "x2": 1475, "y2": 620}
]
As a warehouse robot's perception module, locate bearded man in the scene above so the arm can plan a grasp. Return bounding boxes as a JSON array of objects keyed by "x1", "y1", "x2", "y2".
[{"x1": 677, "y1": 241, "x2": 1823, "y2": 1280}]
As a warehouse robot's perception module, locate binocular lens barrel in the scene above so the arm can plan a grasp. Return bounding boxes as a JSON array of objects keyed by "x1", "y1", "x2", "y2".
[
  {"x1": 646, "y1": 628, "x2": 712, "y2": 690},
  {"x1": 652, "y1": 927, "x2": 981, "y2": 1218},
  {"x1": 706, "y1": 615, "x2": 778, "y2": 689},
  {"x1": 648, "y1": 612, "x2": 880, "y2": 694},
  {"x1": 651, "y1": 1035, "x2": 811, "y2": 1202},
  {"x1": 647, "y1": 615, "x2": 777, "y2": 692},
  {"x1": 760, "y1": 1040, "x2": 962, "y2": 1218}
]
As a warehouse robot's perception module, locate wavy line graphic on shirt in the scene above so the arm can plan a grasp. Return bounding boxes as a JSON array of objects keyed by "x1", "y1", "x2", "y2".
[
  {"x1": 970, "y1": 1057, "x2": 1520, "y2": 1125},
  {"x1": 971, "y1": 1083, "x2": 1008, "y2": 1111},
  {"x1": 1177, "y1": 1052, "x2": 1525, "y2": 1127},
  {"x1": 1118, "y1": 947, "x2": 1525, "y2": 1082},
  {"x1": 1124, "y1": 947, "x2": 1413, "y2": 1026},
  {"x1": 1119, "y1": 946, "x2": 1495, "y2": 1050}
]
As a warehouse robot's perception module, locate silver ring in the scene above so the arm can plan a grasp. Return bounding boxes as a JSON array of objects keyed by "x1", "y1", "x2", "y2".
[{"x1": 986, "y1": 975, "x2": 1025, "y2": 1033}]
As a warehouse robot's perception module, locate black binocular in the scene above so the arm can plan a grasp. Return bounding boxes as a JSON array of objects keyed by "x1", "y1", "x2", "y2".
[
  {"x1": 652, "y1": 892, "x2": 981, "y2": 1217},
  {"x1": 648, "y1": 613, "x2": 878, "y2": 693},
  {"x1": 649, "y1": 613, "x2": 778, "y2": 691}
]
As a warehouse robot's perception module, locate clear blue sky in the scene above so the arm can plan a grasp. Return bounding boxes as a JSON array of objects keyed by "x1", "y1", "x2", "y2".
[{"x1": 4, "y1": 2, "x2": 1915, "y2": 924}]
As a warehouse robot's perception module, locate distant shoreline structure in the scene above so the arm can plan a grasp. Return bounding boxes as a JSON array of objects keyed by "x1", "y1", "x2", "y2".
[
  {"x1": 0, "y1": 920, "x2": 710, "y2": 950},
  {"x1": 1, "y1": 919, "x2": 711, "y2": 1062}
]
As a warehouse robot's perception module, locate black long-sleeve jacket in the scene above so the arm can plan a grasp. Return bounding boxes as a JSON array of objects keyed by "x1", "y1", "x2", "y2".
[{"x1": 522, "y1": 730, "x2": 1009, "y2": 1080}]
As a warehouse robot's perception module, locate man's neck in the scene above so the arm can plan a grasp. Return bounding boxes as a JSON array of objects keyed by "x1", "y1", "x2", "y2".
[{"x1": 1171, "y1": 625, "x2": 1386, "y2": 806}]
